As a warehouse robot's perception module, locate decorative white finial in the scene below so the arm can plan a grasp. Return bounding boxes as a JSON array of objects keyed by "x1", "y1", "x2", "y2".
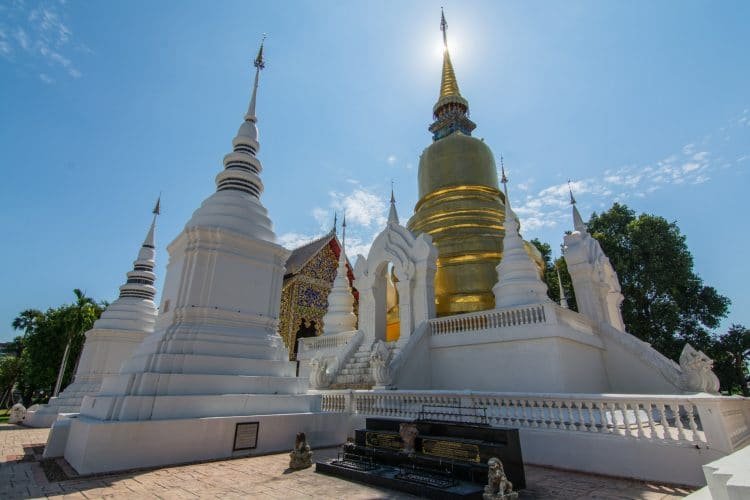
[
  {"x1": 493, "y1": 164, "x2": 551, "y2": 309},
  {"x1": 122, "y1": 202, "x2": 160, "y2": 301},
  {"x1": 322, "y1": 211, "x2": 356, "y2": 335},
  {"x1": 568, "y1": 180, "x2": 586, "y2": 232},
  {"x1": 388, "y1": 181, "x2": 399, "y2": 224},
  {"x1": 342, "y1": 213, "x2": 347, "y2": 252}
]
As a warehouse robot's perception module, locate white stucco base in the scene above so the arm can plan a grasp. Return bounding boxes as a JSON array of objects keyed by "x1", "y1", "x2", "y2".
[
  {"x1": 520, "y1": 427, "x2": 722, "y2": 487},
  {"x1": 62, "y1": 412, "x2": 356, "y2": 475},
  {"x1": 23, "y1": 409, "x2": 59, "y2": 428}
]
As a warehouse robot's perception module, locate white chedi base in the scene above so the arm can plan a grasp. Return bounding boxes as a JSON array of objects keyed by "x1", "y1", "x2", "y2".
[
  {"x1": 77, "y1": 227, "x2": 317, "y2": 421},
  {"x1": 25, "y1": 297, "x2": 157, "y2": 428},
  {"x1": 61, "y1": 412, "x2": 357, "y2": 474}
]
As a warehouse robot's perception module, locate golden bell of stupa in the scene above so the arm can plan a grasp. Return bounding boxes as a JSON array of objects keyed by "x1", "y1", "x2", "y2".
[{"x1": 407, "y1": 10, "x2": 507, "y2": 316}]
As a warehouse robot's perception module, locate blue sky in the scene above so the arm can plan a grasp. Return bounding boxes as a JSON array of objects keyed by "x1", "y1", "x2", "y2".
[{"x1": 1, "y1": 0, "x2": 747, "y2": 341}]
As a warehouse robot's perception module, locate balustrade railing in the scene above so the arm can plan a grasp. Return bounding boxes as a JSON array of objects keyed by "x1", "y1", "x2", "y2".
[
  {"x1": 298, "y1": 330, "x2": 357, "y2": 353},
  {"x1": 320, "y1": 390, "x2": 750, "y2": 451},
  {"x1": 430, "y1": 304, "x2": 549, "y2": 336}
]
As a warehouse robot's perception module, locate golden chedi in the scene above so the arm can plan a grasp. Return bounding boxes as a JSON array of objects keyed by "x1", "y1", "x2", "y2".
[{"x1": 407, "y1": 11, "x2": 506, "y2": 316}]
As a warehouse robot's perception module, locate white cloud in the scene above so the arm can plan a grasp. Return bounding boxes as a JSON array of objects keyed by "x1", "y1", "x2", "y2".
[
  {"x1": 277, "y1": 232, "x2": 322, "y2": 250},
  {"x1": 510, "y1": 121, "x2": 744, "y2": 236},
  {"x1": 387, "y1": 155, "x2": 397, "y2": 166},
  {"x1": 39, "y1": 72, "x2": 53, "y2": 84},
  {"x1": 1, "y1": 2, "x2": 85, "y2": 80},
  {"x1": 330, "y1": 187, "x2": 388, "y2": 228},
  {"x1": 311, "y1": 207, "x2": 329, "y2": 229}
]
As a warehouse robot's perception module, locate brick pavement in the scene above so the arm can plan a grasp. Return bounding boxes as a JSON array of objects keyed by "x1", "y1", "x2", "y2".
[{"x1": 0, "y1": 423, "x2": 693, "y2": 499}]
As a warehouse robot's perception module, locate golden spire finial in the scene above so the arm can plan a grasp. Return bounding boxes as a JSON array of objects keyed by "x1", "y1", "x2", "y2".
[{"x1": 439, "y1": 8, "x2": 461, "y2": 99}]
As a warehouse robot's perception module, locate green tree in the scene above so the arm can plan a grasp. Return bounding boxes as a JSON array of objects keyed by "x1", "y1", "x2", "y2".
[
  {"x1": 53, "y1": 289, "x2": 100, "y2": 397},
  {"x1": 587, "y1": 203, "x2": 730, "y2": 361},
  {"x1": 529, "y1": 238, "x2": 577, "y2": 311},
  {"x1": 0, "y1": 355, "x2": 22, "y2": 408},
  {"x1": 17, "y1": 290, "x2": 104, "y2": 403},
  {"x1": 12, "y1": 309, "x2": 42, "y2": 338},
  {"x1": 709, "y1": 324, "x2": 749, "y2": 396}
]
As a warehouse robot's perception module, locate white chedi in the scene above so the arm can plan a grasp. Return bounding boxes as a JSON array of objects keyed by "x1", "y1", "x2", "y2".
[
  {"x1": 493, "y1": 189, "x2": 551, "y2": 309},
  {"x1": 24, "y1": 205, "x2": 160, "y2": 428},
  {"x1": 322, "y1": 246, "x2": 357, "y2": 335}
]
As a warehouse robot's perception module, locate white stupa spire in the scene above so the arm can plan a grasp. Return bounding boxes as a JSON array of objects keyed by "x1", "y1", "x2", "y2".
[
  {"x1": 216, "y1": 37, "x2": 266, "y2": 198},
  {"x1": 568, "y1": 180, "x2": 586, "y2": 233},
  {"x1": 322, "y1": 214, "x2": 357, "y2": 335},
  {"x1": 187, "y1": 36, "x2": 276, "y2": 242},
  {"x1": 117, "y1": 197, "x2": 160, "y2": 302},
  {"x1": 388, "y1": 182, "x2": 399, "y2": 224},
  {"x1": 25, "y1": 200, "x2": 162, "y2": 426},
  {"x1": 493, "y1": 167, "x2": 551, "y2": 309}
]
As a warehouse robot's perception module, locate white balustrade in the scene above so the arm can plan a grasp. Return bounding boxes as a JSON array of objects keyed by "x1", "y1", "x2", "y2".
[
  {"x1": 298, "y1": 330, "x2": 357, "y2": 353},
  {"x1": 429, "y1": 304, "x2": 548, "y2": 336},
  {"x1": 319, "y1": 390, "x2": 750, "y2": 452}
]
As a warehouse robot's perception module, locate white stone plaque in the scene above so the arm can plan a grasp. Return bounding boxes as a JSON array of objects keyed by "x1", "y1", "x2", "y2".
[{"x1": 233, "y1": 422, "x2": 259, "y2": 451}]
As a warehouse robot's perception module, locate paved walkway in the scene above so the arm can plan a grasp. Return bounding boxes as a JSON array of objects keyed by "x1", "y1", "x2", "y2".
[{"x1": 0, "y1": 423, "x2": 694, "y2": 499}]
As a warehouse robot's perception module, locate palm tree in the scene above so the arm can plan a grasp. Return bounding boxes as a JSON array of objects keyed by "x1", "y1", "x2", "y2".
[
  {"x1": 52, "y1": 290, "x2": 98, "y2": 397},
  {"x1": 12, "y1": 309, "x2": 42, "y2": 338}
]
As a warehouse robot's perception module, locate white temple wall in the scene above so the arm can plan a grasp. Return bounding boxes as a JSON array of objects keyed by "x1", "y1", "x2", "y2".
[
  {"x1": 597, "y1": 325, "x2": 682, "y2": 394},
  {"x1": 428, "y1": 331, "x2": 609, "y2": 393},
  {"x1": 63, "y1": 412, "x2": 356, "y2": 475},
  {"x1": 520, "y1": 428, "x2": 721, "y2": 486}
]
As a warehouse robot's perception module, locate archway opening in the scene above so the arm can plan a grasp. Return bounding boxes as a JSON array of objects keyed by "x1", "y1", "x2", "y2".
[{"x1": 292, "y1": 319, "x2": 317, "y2": 360}]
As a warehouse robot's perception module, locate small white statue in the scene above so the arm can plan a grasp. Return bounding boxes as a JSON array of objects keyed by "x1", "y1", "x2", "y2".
[
  {"x1": 370, "y1": 340, "x2": 392, "y2": 386},
  {"x1": 289, "y1": 432, "x2": 313, "y2": 470},
  {"x1": 679, "y1": 343, "x2": 720, "y2": 394},
  {"x1": 309, "y1": 355, "x2": 331, "y2": 389},
  {"x1": 8, "y1": 403, "x2": 27, "y2": 424},
  {"x1": 399, "y1": 422, "x2": 418, "y2": 455},
  {"x1": 483, "y1": 457, "x2": 518, "y2": 500}
]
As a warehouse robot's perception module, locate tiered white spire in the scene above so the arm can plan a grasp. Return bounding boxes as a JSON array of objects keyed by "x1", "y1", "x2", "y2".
[
  {"x1": 216, "y1": 38, "x2": 266, "y2": 198},
  {"x1": 115, "y1": 197, "x2": 159, "y2": 303},
  {"x1": 322, "y1": 214, "x2": 357, "y2": 335},
  {"x1": 493, "y1": 162, "x2": 551, "y2": 308},
  {"x1": 186, "y1": 36, "x2": 277, "y2": 242},
  {"x1": 25, "y1": 201, "x2": 161, "y2": 427}
]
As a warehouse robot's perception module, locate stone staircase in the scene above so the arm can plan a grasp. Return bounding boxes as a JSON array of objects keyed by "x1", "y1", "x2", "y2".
[
  {"x1": 330, "y1": 344, "x2": 374, "y2": 389},
  {"x1": 329, "y1": 341, "x2": 399, "y2": 390}
]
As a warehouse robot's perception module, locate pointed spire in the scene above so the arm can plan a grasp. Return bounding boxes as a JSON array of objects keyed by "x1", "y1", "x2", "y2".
[
  {"x1": 429, "y1": 9, "x2": 475, "y2": 141},
  {"x1": 342, "y1": 213, "x2": 347, "y2": 251},
  {"x1": 120, "y1": 202, "x2": 159, "y2": 301},
  {"x1": 245, "y1": 34, "x2": 266, "y2": 122},
  {"x1": 332, "y1": 212, "x2": 338, "y2": 235},
  {"x1": 493, "y1": 168, "x2": 551, "y2": 309},
  {"x1": 216, "y1": 36, "x2": 268, "y2": 198},
  {"x1": 388, "y1": 181, "x2": 399, "y2": 224},
  {"x1": 500, "y1": 155, "x2": 509, "y2": 207},
  {"x1": 439, "y1": 8, "x2": 461, "y2": 100},
  {"x1": 556, "y1": 262, "x2": 569, "y2": 309},
  {"x1": 568, "y1": 180, "x2": 586, "y2": 232}
]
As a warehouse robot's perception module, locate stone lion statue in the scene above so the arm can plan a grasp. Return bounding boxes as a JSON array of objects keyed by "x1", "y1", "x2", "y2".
[
  {"x1": 679, "y1": 343, "x2": 720, "y2": 394},
  {"x1": 398, "y1": 422, "x2": 419, "y2": 455},
  {"x1": 484, "y1": 457, "x2": 518, "y2": 499},
  {"x1": 309, "y1": 355, "x2": 332, "y2": 389},
  {"x1": 370, "y1": 340, "x2": 392, "y2": 386},
  {"x1": 289, "y1": 432, "x2": 313, "y2": 470}
]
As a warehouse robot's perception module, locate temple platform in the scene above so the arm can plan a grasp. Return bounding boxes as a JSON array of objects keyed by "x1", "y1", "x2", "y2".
[{"x1": 56, "y1": 411, "x2": 356, "y2": 475}]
